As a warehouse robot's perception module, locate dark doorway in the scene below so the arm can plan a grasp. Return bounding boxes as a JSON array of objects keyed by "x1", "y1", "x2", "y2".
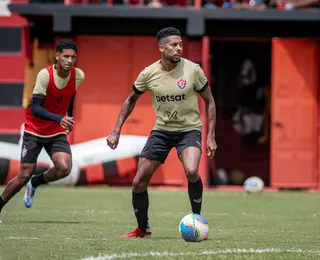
[{"x1": 209, "y1": 38, "x2": 271, "y2": 187}]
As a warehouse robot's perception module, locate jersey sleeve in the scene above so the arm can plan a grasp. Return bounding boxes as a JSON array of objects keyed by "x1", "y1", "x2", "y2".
[
  {"x1": 75, "y1": 68, "x2": 85, "y2": 89},
  {"x1": 33, "y1": 69, "x2": 50, "y2": 96},
  {"x1": 133, "y1": 69, "x2": 148, "y2": 94},
  {"x1": 194, "y1": 65, "x2": 208, "y2": 92}
]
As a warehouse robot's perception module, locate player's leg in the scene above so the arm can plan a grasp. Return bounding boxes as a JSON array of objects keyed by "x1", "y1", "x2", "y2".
[
  {"x1": 177, "y1": 132, "x2": 209, "y2": 240},
  {"x1": 0, "y1": 132, "x2": 42, "y2": 212},
  {"x1": 32, "y1": 152, "x2": 72, "y2": 185},
  {"x1": 24, "y1": 134, "x2": 72, "y2": 208},
  {"x1": 176, "y1": 130, "x2": 203, "y2": 215},
  {"x1": 121, "y1": 130, "x2": 171, "y2": 238},
  {"x1": 32, "y1": 134, "x2": 72, "y2": 185},
  {"x1": 0, "y1": 163, "x2": 37, "y2": 212},
  {"x1": 122, "y1": 157, "x2": 162, "y2": 238}
]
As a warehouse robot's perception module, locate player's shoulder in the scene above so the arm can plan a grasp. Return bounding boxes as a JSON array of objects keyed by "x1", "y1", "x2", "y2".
[
  {"x1": 181, "y1": 58, "x2": 201, "y2": 69},
  {"x1": 140, "y1": 60, "x2": 162, "y2": 77},
  {"x1": 145, "y1": 60, "x2": 162, "y2": 70},
  {"x1": 37, "y1": 68, "x2": 49, "y2": 78},
  {"x1": 181, "y1": 58, "x2": 204, "y2": 77},
  {"x1": 75, "y1": 67, "x2": 85, "y2": 80}
]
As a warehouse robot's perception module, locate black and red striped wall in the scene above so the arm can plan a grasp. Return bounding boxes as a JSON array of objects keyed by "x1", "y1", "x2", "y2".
[{"x1": 0, "y1": 12, "x2": 27, "y2": 144}]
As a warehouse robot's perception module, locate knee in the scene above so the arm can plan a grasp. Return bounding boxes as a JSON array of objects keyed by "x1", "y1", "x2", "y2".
[
  {"x1": 185, "y1": 165, "x2": 199, "y2": 182},
  {"x1": 54, "y1": 160, "x2": 72, "y2": 178},
  {"x1": 18, "y1": 164, "x2": 34, "y2": 184},
  {"x1": 132, "y1": 175, "x2": 148, "y2": 192}
]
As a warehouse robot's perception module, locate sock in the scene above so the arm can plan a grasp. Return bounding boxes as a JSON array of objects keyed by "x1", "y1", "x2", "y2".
[
  {"x1": 188, "y1": 177, "x2": 203, "y2": 215},
  {"x1": 31, "y1": 173, "x2": 47, "y2": 188},
  {"x1": 132, "y1": 190, "x2": 149, "y2": 232},
  {"x1": 0, "y1": 196, "x2": 7, "y2": 213}
]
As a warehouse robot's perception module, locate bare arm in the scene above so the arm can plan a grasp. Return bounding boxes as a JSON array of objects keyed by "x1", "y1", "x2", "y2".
[
  {"x1": 107, "y1": 66, "x2": 147, "y2": 150},
  {"x1": 199, "y1": 85, "x2": 216, "y2": 139},
  {"x1": 113, "y1": 89, "x2": 142, "y2": 134},
  {"x1": 107, "y1": 89, "x2": 142, "y2": 150},
  {"x1": 194, "y1": 65, "x2": 216, "y2": 138},
  {"x1": 199, "y1": 84, "x2": 217, "y2": 159}
]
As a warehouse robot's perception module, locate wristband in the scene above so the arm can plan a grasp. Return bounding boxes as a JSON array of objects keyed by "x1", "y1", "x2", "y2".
[{"x1": 111, "y1": 131, "x2": 120, "y2": 137}]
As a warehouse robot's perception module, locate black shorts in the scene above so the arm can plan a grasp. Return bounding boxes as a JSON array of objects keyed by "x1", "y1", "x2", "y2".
[
  {"x1": 21, "y1": 132, "x2": 72, "y2": 163},
  {"x1": 140, "y1": 129, "x2": 202, "y2": 164}
]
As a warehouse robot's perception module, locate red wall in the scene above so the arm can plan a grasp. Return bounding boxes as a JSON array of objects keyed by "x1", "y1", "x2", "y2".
[
  {"x1": 271, "y1": 39, "x2": 319, "y2": 189},
  {"x1": 0, "y1": 14, "x2": 26, "y2": 135},
  {"x1": 72, "y1": 36, "x2": 202, "y2": 186}
]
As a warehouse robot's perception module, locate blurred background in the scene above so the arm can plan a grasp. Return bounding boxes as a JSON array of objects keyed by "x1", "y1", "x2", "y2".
[{"x1": 0, "y1": 0, "x2": 319, "y2": 190}]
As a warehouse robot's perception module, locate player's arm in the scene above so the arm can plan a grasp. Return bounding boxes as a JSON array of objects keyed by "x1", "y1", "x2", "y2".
[
  {"x1": 31, "y1": 69, "x2": 74, "y2": 130},
  {"x1": 106, "y1": 88, "x2": 142, "y2": 149},
  {"x1": 112, "y1": 88, "x2": 143, "y2": 135},
  {"x1": 107, "y1": 69, "x2": 147, "y2": 149},
  {"x1": 112, "y1": 69, "x2": 147, "y2": 135},
  {"x1": 32, "y1": 94, "x2": 63, "y2": 123},
  {"x1": 199, "y1": 84, "x2": 216, "y2": 141},
  {"x1": 199, "y1": 86, "x2": 217, "y2": 159},
  {"x1": 67, "y1": 93, "x2": 76, "y2": 117},
  {"x1": 68, "y1": 68, "x2": 84, "y2": 117},
  {"x1": 31, "y1": 69, "x2": 63, "y2": 123},
  {"x1": 195, "y1": 65, "x2": 217, "y2": 159}
]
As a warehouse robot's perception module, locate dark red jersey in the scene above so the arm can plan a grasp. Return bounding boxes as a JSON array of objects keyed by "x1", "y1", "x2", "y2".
[{"x1": 24, "y1": 66, "x2": 76, "y2": 137}]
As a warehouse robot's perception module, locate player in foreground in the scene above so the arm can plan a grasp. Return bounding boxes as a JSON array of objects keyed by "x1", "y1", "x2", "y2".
[
  {"x1": 106, "y1": 27, "x2": 217, "y2": 238},
  {"x1": 0, "y1": 39, "x2": 85, "y2": 213}
]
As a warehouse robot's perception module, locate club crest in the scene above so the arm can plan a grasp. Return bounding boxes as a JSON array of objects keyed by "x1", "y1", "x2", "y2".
[
  {"x1": 21, "y1": 145, "x2": 27, "y2": 158},
  {"x1": 177, "y1": 79, "x2": 186, "y2": 89}
]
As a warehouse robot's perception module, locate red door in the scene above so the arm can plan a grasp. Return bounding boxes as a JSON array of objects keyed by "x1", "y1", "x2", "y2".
[
  {"x1": 198, "y1": 36, "x2": 210, "y2": 188},
  {"x1": 271, "y1": 38, "x2": 319, "y2": 188}
]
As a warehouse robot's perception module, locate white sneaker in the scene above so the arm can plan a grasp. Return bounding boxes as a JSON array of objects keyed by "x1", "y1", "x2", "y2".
[{"x1": 23, "y1": 179, "x2": 37, "y2": 208}]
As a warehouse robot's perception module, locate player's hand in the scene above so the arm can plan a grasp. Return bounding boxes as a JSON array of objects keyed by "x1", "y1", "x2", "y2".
[
  {"x1": 106, "y1": 131, "x2": 120, "y2": 150},
  {"x1": 60, "y1": 116, "x2": 74, "y2": 131},
  {"x1": 206, "y1": 137, "x2": 217, "y2": 160},
  {"x1": 66, "y1": 126, "x2": 73, "y2": 135}
]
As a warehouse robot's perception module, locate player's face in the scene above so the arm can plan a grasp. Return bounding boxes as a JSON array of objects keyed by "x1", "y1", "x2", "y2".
[
  {"x1": 160, "y1": 36, "x2": 183, "y2": 63},
  {"x1": 55, "y1": 49, "x2": 77, "y2": 71}
]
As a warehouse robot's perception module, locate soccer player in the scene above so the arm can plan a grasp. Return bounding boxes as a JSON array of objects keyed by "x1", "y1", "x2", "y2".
[
  {"x1": 0, "y1": 39, "x2": 85, "y2": 213},
  {"x1": 106, "y1": 27, "x2": 217, "y2": 238}
]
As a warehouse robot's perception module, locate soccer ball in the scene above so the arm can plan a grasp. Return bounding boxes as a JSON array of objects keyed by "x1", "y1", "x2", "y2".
[
  {"x1": 243, "y1": 176, "x2": 264, "y2": 194},
  {"x1": 179, "y1": 214, "x2": 209, "y2": 242}
]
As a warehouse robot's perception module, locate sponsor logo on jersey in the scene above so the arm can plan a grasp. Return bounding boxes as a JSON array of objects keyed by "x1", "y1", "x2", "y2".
[
  {"x1": 165, "y1": 111, "x2": 186, "y2": 124},
  {"x1": 155, "y1": 94, "x2": 185, "y2": 102},
  {"x1": 166, "y1": 111, "x2": 178, "y2": 120}
]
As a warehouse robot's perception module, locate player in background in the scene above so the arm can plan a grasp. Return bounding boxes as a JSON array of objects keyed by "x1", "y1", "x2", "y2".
[
  {"x1": 106, "y1": 27, "x2": 217, "y2": 238},
  {"x1": 0, "y1": 39, "x2": 85, "y2": 213}
]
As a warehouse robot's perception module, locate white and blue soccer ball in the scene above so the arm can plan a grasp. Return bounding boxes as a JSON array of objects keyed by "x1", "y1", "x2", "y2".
[
  {"x1": 179, "y1": 214, "x2": 209, "y2": 242},
  {"x1": 243, "y1": 176, "x2": 264, "y2": 194}
]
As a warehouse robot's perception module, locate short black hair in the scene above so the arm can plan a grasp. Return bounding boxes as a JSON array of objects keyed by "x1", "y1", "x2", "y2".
[
  {"x1": 157, "y1": 27, "x2": 181, "y2": 43},
  {"x1": 56, "y1": 39, "x2": 78, "y2": 53}
]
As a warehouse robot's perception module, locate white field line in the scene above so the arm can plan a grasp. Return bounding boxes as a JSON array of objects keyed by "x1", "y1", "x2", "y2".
[
  {"x1": 2, "y1": 237, "x2": 110, "y2": 241},
  {"x1": 15, "y1": 208, "x2": 292, "y2": 218},
  {"x1": 4, "y1": 237, "x2": 41, "y2": 240},
  {"x1": 81, "y1": 248, "x2": 320, "y2": 260},
  {"x1": 29, "y1": 209, "x2": 229, "y2": 216}
]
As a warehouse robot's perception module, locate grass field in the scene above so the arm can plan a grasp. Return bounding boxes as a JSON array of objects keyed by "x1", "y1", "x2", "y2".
[{"x1": 0, "y1": 186, "x2": 319, "y2": 260}]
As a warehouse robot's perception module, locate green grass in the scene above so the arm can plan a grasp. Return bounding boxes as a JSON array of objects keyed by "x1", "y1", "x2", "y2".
[{"x1": 0, "y1": 186, "x2": 319, "y2": 260}]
